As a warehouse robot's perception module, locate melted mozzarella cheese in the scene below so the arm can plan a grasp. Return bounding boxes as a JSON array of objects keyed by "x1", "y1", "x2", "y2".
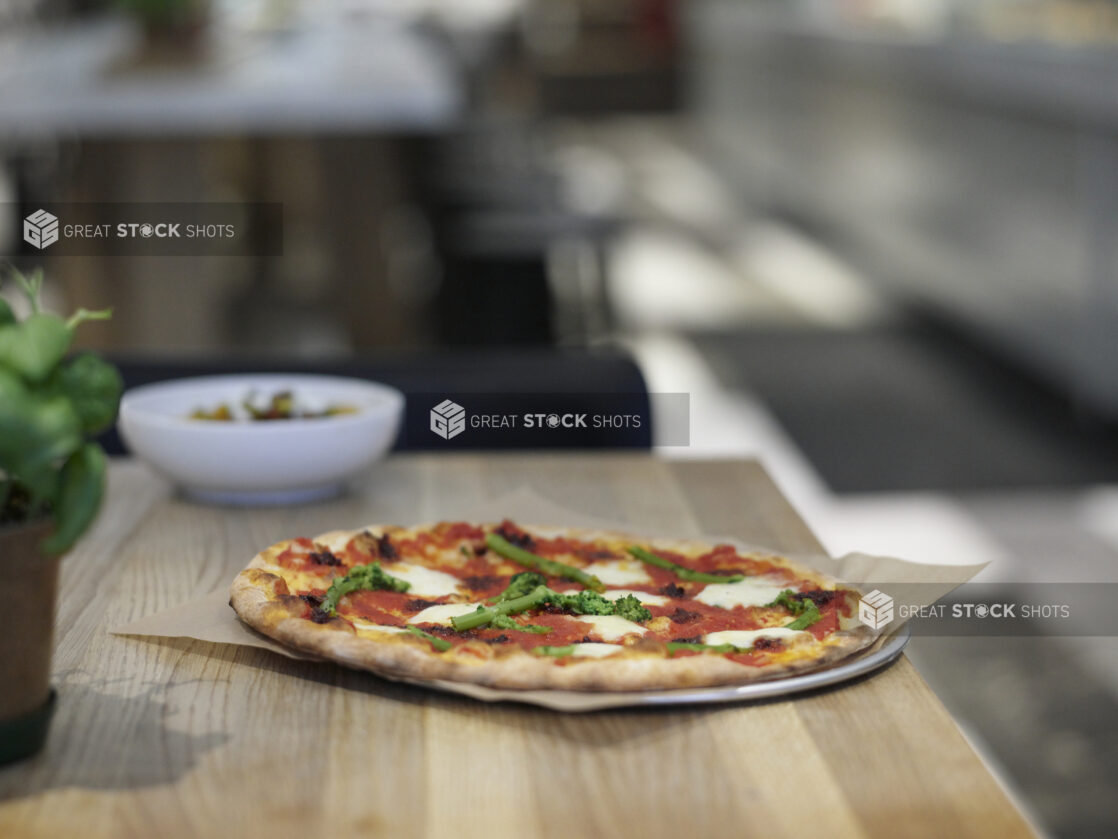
[
  {"x1": 574, "y1": 614, "x2": 648, "y2": 641},
  {"x1": 348, "y1": 618, "x2": 408, "y2": 634},
  {"x1": 569, "y1": 643, "x2": 623, "y2": 659},
  {"x1": 703, "y1": 628, "x2": 810, "y2": 648},
  {"x1": 384, "y1": 563, "x2": 462, "y2": 597},
  {"x1": 604, "y1": 589, "x2": 668, "y2": 606},
  {"x1": 260, "y1": 564, "x2": 333, "y2": 595},
  {"x1": 315, "y1": 531, "x2": 354, "y2": 553},
  {"x1": 583, "y1": 559, "x2": 653, "y2": 586},
  {"x1": 407, "y1": 602, "x2": 481, "y2": 625},
  {"x1": 694, "y1": 581, "x2": 788, "y2": 610}
]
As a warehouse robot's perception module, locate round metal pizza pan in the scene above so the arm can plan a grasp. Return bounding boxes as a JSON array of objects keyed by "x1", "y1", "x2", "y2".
[
  {"x1": 413, "y1": 625, "x2": 911, "y2": 711},
  {"x1": 633, "y1": 625, "x2": 911, "y2": 709}
]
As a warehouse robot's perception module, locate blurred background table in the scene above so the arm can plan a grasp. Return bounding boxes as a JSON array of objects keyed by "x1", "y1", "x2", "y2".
[
  {"x1": 0, "y1": 455, "x2": 1037, "y2": 839},
  {"x1": 0, "y1": 12, "x2": 460, "y2": 136}
]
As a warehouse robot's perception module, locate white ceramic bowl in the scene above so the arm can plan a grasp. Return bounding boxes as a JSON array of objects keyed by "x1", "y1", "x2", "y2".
[{"x1": 119, "y1": 374, "x2": 404, "y2": 505}]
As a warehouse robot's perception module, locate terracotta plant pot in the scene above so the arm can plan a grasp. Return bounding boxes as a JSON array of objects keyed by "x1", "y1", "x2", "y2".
[{"x1": 0, "y1": 519, "x2": 61, "y2": 764}]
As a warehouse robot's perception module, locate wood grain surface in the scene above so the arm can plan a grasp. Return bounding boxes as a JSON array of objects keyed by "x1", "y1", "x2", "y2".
[{"x1": 0, "y1": 455, "x2": 1038, "y2": 839}]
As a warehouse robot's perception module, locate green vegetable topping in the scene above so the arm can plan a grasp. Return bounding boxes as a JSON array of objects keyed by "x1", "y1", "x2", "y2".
[
  {"x1": 768, "y1": 589, "x2": 823, "y2": 630},
  {"x1": 489, "y1": 614, "x2": 551, "y2": 634},
  {"x1": 626, "y1": 546, "x2": 744, "y2": 584},
  {"x1": 547, "y1": 589, "x2": 614, "y2": 616},
  {"x1": 485, "y1": 533, "x2": 605, "y2": 592},
  {"x1": 534, "y1": 645, "x2": 576, "y2": 657},
  {"x1": 450, "y1": 580, "x2": 653, "y2": 632},
  {"x1": 784, "y1": 600, "x2": 822, "y2": 631},
  {"x1": 450, "y1": 585, "x2": 553, "y2": 632},
  {"x1": 611, "y1": 594, "x2": 653, "y2": 623},
  {"x1": 528, "y1": 588, "x2": 654, "y2": 621},
  {"x1": 666, "y1": 641, "x2": 745, "y2": 656},
  {"x1": 320, "y1": 561, "x2": 410, "y2": 616},
  {"x1": 490, "y1": 571, "x2": 548, "y2": 603},
  {"x1": 769, "y1": 589, "x2": 808, "y2": 614},
  {"x1": 550, "y1": 589, "x2": 652, "y2": 622},
  {"x1": 405, "y1": 625, "x2": 452, "y2": 651}
]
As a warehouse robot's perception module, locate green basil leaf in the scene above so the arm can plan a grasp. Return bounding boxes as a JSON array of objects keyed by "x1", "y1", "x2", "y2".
[
  {"x1": 0, "y1": 366, "x2": 26, "y2": 402},
  {"x1": 41, "y1": 443, "x2": 106, "y2": 554},
  {"x1": 0, "y1": 390, "x2": 83, "y2": 498},
  {"x1": 0, "y1": 313, "x2": 73, "y2": 383},
  {"x1": 50, "y1": 353, "x2": 123, "y2": 434}
]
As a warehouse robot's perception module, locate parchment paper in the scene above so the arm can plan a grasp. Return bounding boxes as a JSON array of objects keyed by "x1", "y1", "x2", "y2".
[{"x1": 110, "y1": 488, "x2": 986, "y2": 710}]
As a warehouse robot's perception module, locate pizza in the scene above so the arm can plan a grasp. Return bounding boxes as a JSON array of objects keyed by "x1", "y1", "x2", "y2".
[{"x1": 229, "y1": 521, "x2": 878, "y2": 691}]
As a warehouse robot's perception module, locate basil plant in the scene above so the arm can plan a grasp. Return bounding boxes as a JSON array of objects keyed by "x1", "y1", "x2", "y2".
[{"x1": 0, "y1": 268, "x2": 122, "y2": 554}]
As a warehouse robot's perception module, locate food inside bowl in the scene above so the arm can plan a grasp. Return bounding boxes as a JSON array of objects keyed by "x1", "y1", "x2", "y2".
[{"x1": 189, "y1": 390, "x2": 357, "y2": 422}]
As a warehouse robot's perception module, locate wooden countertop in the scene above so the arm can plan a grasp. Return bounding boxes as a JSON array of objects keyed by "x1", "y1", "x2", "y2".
[{"x1": 0, "y1": 455, "x2": 1037, "y2": 838}]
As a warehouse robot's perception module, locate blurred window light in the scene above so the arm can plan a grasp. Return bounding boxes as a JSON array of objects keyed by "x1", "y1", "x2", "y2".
[
  {"x1": 552, "y1": 144, "x2": 626, "y2": 216},
  {"x1": 607, "y1": 228, "x2": 795, "y2": 331},
  {"x1": 730, "y1": 222, "x2": 895, "y2": 330}
]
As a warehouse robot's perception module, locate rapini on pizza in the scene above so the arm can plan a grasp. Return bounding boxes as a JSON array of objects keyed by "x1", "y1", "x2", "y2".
[{"x1": 231, "y1": 520, "x2": 878, "y2": 691}]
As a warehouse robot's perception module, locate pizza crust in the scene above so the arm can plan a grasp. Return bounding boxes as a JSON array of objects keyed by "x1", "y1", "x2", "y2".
[{"x1": 229, "y1": 526, "x2": 880, "y2": 692}]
